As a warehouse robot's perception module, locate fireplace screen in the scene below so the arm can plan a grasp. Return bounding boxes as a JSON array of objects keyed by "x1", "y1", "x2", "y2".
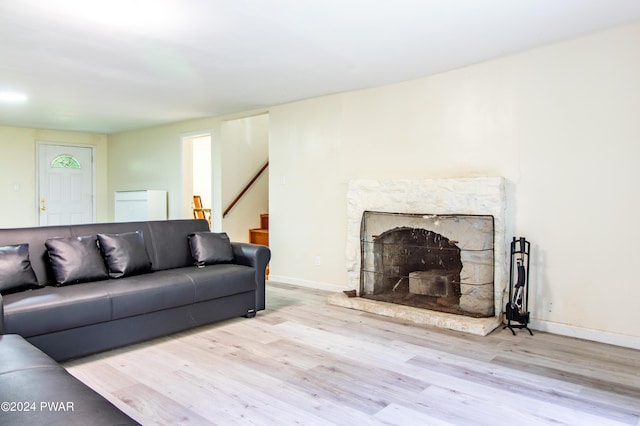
[{"x1": 360, "y1": 211, "x2": 495, "y2": 317}]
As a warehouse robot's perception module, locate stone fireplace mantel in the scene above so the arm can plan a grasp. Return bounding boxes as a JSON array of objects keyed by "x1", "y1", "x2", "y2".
[{"x1": 338, "y1": 177, "x2": 508, "y2": 335}]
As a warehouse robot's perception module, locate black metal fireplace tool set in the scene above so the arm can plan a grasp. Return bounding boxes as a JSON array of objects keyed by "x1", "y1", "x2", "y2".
[{"x1": 504, "y1": 237, "x2": 533, "y2": 336}]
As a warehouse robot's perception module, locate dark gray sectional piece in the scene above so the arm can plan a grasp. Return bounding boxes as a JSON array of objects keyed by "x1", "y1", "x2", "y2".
[
  {"x1": 0, "y1": 219, "x2": 270, "y2": 361},
  {"x1": 0, "y1": 334, "x2": 139, "y2": 425}
]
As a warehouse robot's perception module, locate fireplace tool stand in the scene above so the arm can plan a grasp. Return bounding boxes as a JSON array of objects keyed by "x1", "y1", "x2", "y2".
[{"x1": 504, "y1": 237, "x2": 533, "y2": 336}]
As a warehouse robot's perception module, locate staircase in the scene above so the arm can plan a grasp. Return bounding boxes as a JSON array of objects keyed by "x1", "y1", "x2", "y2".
[
  {"x1": 249, "y1": 214, "x2": 269, "y2": 278},
  {"x1": 249, "y1": 214, "x2": 269, "y2": 246}
]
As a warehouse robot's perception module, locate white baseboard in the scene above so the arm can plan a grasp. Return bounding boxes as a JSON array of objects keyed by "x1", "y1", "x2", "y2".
[
  {"x1": 267, "y1": 277, "x2": 640, "y2": 350},
  {"x1": 529, "y1": 319, "x2": 640, "y2": 350},
  {"x1": 267, "y1": 275, "x2": 346, "y2": 293}
]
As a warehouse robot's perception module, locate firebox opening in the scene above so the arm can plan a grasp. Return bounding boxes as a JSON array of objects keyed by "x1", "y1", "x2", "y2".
[
  {"x1": 362, "y1": 226, "x2": 465, "y2": 315},
  {"x1": 360, "y1": 211, "x2": 495, "y2": 318}
]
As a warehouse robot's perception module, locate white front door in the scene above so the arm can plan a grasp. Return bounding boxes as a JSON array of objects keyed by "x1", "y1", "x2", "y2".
[{"x1": 38, "y1": 143, "x2": 95, "y2": 225}]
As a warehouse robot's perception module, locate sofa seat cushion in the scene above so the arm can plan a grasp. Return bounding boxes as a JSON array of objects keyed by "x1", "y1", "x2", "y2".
[
  {"x1": 2, "y1": 283, "x2": 111, "y2": 337},
  {"x1": 183, "y1": 264, "x2": 256, "y2": 302},
  {"x1": 104, "y1": 270, "x2": 195, "y2": 320}
]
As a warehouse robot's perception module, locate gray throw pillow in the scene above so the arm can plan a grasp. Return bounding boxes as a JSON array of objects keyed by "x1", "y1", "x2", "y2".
[
  {"x1": 0, "y1": 244, "x2": 40, "y2": 294},
  {"x1": 188, "y1": 232, "x2": 234, "y2": 267},
  {"x1": 45, "y1": 235, "x2": 109, "y2": 286},
  {"x1": 97, "y1": 231, "x2": 152, "y2": 278}
]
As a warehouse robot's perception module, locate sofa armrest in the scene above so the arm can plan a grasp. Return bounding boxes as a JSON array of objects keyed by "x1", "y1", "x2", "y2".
[
  {"x1": 232, "y1": 242, "x2": 270, "y2": 269},
  {"x1": 231, "y1": 243, "x2": 271, "y2": 311}
]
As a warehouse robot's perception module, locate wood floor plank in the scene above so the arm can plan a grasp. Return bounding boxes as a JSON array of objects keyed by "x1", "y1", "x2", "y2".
[
  {"x1": 112, "y1": 383, "x2": 213, "y2": 425},
  {"x1": 374, "y1": 403, "x2": 457, "y2": 426},
  {"x1": 410, "y1": 354, "x2": 638, "y2": 424},
  {"x1": 63, "y1": 282, "x2": 640, "y2": 425},
  {"x1": 419, "y1": 384, "x2": 627, "y2": 426}
]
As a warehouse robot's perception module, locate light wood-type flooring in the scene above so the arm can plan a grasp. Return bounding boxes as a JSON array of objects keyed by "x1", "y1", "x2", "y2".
[{"x1": 64, "y1": 282, "x2": 640, "y2": 425}]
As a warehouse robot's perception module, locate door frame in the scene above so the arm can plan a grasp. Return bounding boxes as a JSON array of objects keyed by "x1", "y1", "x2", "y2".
[{"x1": 36, "y1": 141, "x2": 97, "y2": 225}]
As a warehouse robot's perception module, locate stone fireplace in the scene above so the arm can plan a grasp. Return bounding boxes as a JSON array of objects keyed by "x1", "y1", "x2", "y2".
[{"x1": 329, "y1": 177, "x2": 508, "y2": 336}]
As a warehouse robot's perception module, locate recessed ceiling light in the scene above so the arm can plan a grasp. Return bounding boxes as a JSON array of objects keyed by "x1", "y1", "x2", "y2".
[{"x1": 0, "y1": 91, "x2": 28, "y2": 102}]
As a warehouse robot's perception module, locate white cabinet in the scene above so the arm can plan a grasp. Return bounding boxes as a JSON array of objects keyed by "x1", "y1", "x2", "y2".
[{"x1": 114, "y1": 190, "x2": 167, "y2": 222}]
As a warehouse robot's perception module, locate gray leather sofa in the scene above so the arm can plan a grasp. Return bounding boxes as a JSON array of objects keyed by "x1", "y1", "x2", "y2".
[
  {"x1": 0, "y1": 334, "x2": 139, "y2": 425},
  {"x1": 0, "y1": 219, "x2": 270, "y2": 361}
]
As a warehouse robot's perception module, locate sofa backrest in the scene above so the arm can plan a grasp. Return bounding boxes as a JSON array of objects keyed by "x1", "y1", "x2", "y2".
[
  {"x1": 146, "y1": 220, "x2": 210, "y2": 270},
  {"x1": 0, "y1": 219, "x2": 210, "y2": 286}
]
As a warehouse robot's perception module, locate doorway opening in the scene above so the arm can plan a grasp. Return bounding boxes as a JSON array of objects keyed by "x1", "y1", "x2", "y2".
[{"x1": 181, "y1": 132, "x2": 212, "y2": 226}]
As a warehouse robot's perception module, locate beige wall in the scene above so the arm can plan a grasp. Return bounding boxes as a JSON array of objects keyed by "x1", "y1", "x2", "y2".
[
  {"x1": 106, "y1": 112, "x2": 268, "y2": 241},
  {"x1": 220, "y1": 114, "x2": 269, "y2": 242},
  {"x1": 107, "y1": 117, "x2": 215, "y2": 220},
  {"x1": 0, "y1": 126, "x2": 108, "y2": 227},
  {"x1": 268, "y1": 22, "x2": 640, "y2": 346}
]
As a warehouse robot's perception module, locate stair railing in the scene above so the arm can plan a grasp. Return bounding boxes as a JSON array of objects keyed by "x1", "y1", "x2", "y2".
[{"x1": 223, "y1": 161, "x2": 269, "y2": 218}]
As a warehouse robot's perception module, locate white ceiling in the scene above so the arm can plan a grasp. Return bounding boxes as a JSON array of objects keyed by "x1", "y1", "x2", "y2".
[{"x1": 2, "y1": 0, "x2": 640, "y2": 134}]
